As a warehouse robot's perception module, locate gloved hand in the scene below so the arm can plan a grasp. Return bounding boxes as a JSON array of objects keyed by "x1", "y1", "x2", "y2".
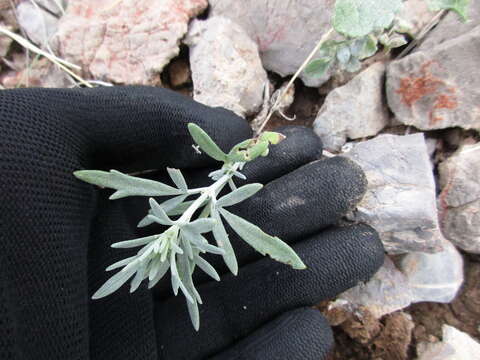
[{"x1": 0, "y1": 86, "x2": 384, "y2": 360}]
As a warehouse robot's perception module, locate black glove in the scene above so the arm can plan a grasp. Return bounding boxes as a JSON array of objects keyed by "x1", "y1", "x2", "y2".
[{"x1": 0, "y1": 86, "x2": 384, "y2": 360}]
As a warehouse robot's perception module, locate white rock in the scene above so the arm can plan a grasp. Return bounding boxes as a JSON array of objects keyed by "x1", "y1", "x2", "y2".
[
  {"x1": 417, "y1": 325, "x2": 480, "y2": 360},
  {"x1": 439, "y1": 144, "x2": 480, "y2": 253},
  {"x1": 314, "y1": 62, "x2": 389, "y2": 152},
  {"x1": 400, "y1": 239, "x2": 464, "y2": 303},
  {"x1": 331, "y1": 257, "x2": 413, "y2": 319},
  {"x1": 53, "y1": 0, "x2": 207, "y2": 84},
  {"x1": 185, "y1": 17, "x2": 267, "y2": 117},
  {"x1": 32, "y1": 0, "x2": 68, "y2": 16},
  {"x1": 343, "y1": 134, "x2": 443, "y2": 254},
  {"x1": 209, "y1": 0, "x2": 335, "y2": 87},
  {"x1": 17, "y1": 2, "x2": 59, "y2": 47}
]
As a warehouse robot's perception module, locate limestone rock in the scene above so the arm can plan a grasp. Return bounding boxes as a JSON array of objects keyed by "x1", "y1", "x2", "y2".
[
  {"x1": 186, "y1": 17, "x2": 267, "y2": 117},
  {"x1": 419, "y1": 0, "x2": 480, "y2": 51},
  {"x1": 17, "y1": 1, "x2": 59, "y2": 47},
  {"x1": 209, "y1": 0, "x2": 335, "y2": 87},
  {"x1": 417, "y1": 325, "x2": 480, "y2": 360},
  {"x1": 400, "y1": 239, "x2": 464, "y2": 303},
  {"x1": 314, "y1": 62, "x2": 389, "y2": 152},
  {"x1": 330, "y1": 257, "x2": 414, "y2": 319},
  {"x1": 53, "y1": 0, "x2": 207, "y2": 84},
  {"x1": 439, "y1": 144, "x2": 480, "y2": 253},
  {"x1": 399, "y1": 0, "x2": 433, "y2": 35},
  {"x1": 386, "y1": 26, "x2": 480, "y2": 131},
  {"x1": 343, "y1": 134, "x2": 443, "y2": 254}
]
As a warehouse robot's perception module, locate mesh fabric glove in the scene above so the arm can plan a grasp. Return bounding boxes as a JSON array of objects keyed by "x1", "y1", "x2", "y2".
[{"x1": 0, "y1": 86, "x2": 384, "y2": 360}]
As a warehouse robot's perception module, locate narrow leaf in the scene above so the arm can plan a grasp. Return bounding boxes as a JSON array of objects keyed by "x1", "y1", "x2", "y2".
[
  {"x1": 137, "y1": 211, "x2": 155, "y2": 228},
  {"x1": 111, "y1": 235, "x2": 157, "y2": 249},
  {"x1": 130, "y1": 264, "x2": 147, "y2": 293},
  {"x1": 182, "y1": 218, "x2": 217, "y2": 234},
  {"x1": 149, "y1": 198, "x2": 173, "y2": 225},
  {"x1": 186, "y1": 297, "x2": 200, "y2": 331},
  {"x1": 211, "y1": 208, "x2": 238, "y2": 275},
  {"x1": 167, "y1": 168, "x2": 188, "y2": 191},
  {"x1": 148, "y1": 260, "x2": 170, "y2": 288},
  {"x1": 187, "y1": 123, "x2": 228, "y2": 162},
  {"x1": 74, "y1": 170, "x2": 182, "y2": 199},
  {"x1": 106, "y1": 255, "x2": 138, "y2": 271},
  {"x1": 217, "y1": 183, "x2": 263, "y2": 208},
  {"x1": 161, "y1": 194, "x2": 189, "y2": 212},
  {"x1": 92, "y1": 267, "x2": 136, "y2": 299},
  {"x1": 220, "y1": 209, "x2": 306, "y2": 270},
  {"x1": 194, "y1": 255, "x2": 220, "y2": 281}
]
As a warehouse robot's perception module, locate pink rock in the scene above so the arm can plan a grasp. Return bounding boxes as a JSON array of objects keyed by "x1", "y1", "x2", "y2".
[{"x1": 53, "y1": 0, "x2": 207, "y2": 84}]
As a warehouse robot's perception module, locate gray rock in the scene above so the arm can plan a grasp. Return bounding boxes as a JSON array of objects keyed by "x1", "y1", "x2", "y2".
[
  {"x1": 343, "y1": 134, "x2": 443, "y2": 254},
  {"x1": 400, "y1": 239, "x2": 464, "y2": 303},
  {"x1": 17, "y1": 2, "x2": 59, "y2": 47},
  {"x1": 209, "y1": 0, "x2": 335, "y2": 87},
  {"x1": 399, "y1": 0, "x2": 433, "y2": 35},
  {"x1": 31, "y1": 0, "x2": 68, "y2": 16},
  {"x1": 53, "y1": 0, "x2": 207, "y2": 84},
  {"x1": 439, "y1": 144, "x2": 480, "y2": 253},
  {"x1": 330, "y1": 257, "x2": 413, "y2": 319},
  {"x1": 386, "y1": 26, "x2": 480, "y2": 131},
  {"x1": 314, "y1": 62, "x2": 389, "y2": 152},
  {"x1": 419, "y1": 0, "x2": 480, "y2": 51},
  {"x1": 185, "y1": 17, "x2": 267, "y2": 117},
  {"x1": 417, "y1": 325, "x2": 480, "y2": 360}
]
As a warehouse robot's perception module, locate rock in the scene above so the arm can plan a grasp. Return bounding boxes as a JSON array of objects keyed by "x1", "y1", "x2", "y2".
[
  {"x1": 0, "y1": 25, "x2": 13, "y2": 57},
  {"x1": 386, "y1": 26, "x2": 480, "y2": 131},
  {"x1": 399, "y1": 0, "x2": 433, "y2": 35},
  {"x1": 185, "y1": 17, "x2": 267, "y2": 117},
  {"x1": 209, "y1": 0, "x2": 335, "y2": 87},
  {"x1": 400, "y1": 239, "x2": 464, "y2": 303},
  {"x1": 53, "y1": 0, "x2": 207, "y2": 84},
  {"x1": 16, "y1": 1, "x2": 59, "y2": 47},
  {"x1": 417, "y1": 325, "x2": 480, "y2": 360},
  {"x1": 329, "y1": 257, "x2": 414, "y2": 319},
  {"x1": 343, "y1": 133, "x2": 443, "y2": 254},
  {"x1": 168, "y1": 58, "x2": 191, "y2": 88},
  {"x1": 438, "y1": 144, "x2": 480, "y2": 253},
  {"x1": 29, "y1": 0, "x2": 68, "y2": 16},
  {"x1": 314, "y1": 62, "x2": 389, "y2": 152},
  {"x1": 1, "y1": 58, "x2": 71, "y2": 88},
  {"x1": 419, "y1": 0, "x2": 480, "y2": 51}
]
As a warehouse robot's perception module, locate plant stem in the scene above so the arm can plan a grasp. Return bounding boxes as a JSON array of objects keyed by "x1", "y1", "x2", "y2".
[
  {"x1": 397, "y1": 10, "x2": 446, "y2": 59},
  {"x1": 178, "y1": 163, "x2": 242, "y2": 223},
  {"x1": 255, "y1": 27, "x2": 335, "y2": 135}
]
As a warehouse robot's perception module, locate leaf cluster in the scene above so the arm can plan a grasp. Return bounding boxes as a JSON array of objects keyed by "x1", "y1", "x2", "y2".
[
  {"x1": 74, "y1": 124, "x2": 305, "y2": 330},
  {"x1": 305, "y1": 0, "x2": 470, "y2": 78}
]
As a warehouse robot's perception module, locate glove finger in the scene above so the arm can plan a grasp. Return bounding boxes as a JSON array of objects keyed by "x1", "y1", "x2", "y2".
[
  {"x1": 88, "y1": 196, "x2": 158, "y2": 359},
  {"x1": 3, "y1": 87, "x2": 251, "y2": 172},
  {"x1": 152, "y1": 156, "x2": 367, "y2": 299},
  {"x1": 83, "y1": 86, "x2": 251, "y2": 171},
  {"x1": 155, "y1": 224, "x2": 384, "y2": 359},
  {"x1": 209, "y1": 308, "x2": 333, "y2": 360}
]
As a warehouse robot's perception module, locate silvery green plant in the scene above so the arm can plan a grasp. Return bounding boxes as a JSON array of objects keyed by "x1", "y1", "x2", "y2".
[
  {"x1": 305, "y1": 0, "x2": 471, "y2": 78},
  {"x1": 74, "y1": 123, "x2": 305, "y2": 330}
]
